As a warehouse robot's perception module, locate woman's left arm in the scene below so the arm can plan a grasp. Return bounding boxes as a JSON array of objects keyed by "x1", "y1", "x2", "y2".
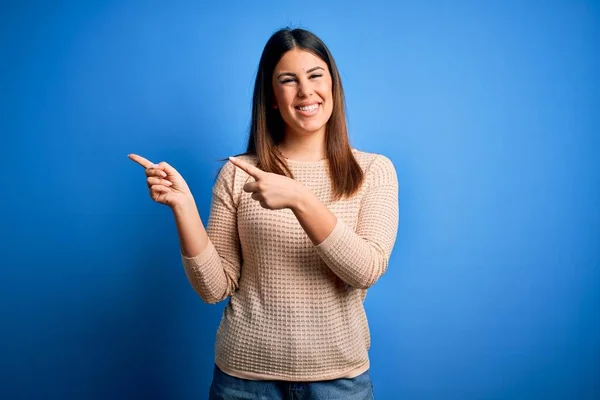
[
  {"x1": 228, "y1": 154, "x2": 399, "y2": 289},
  {"x1": 292, "y1": 155, "x2": 399, "y2": 289}
]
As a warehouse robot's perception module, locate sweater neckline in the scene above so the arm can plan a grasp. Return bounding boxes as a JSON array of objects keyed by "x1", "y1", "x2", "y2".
[
  {"x1": 280, "y1": 148, "x2": 357, "y2": 165},
  {"x1": 284, "y1": 157, "x2": 329, "y2": 165},
  {"x1": 275, "y1": 145, "x2": 328, "y2": 164}
]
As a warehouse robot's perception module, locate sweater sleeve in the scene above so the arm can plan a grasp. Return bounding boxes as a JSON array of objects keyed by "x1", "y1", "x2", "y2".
[
  {"x1": 180, "y1": 161, "x2": 242, "y2": 304},
  {"x1": 314, "y1": 155, "x2": 399, "y2": 289}
]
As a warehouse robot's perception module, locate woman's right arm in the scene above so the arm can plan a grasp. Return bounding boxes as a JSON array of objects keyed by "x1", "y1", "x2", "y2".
[
  {"x1": 176, "y1": 161, "x2": 242, "y2": 304},
  {"x1": 128, "y1": 153, "x2": 241, "y2": 304},
  {"x1": 172, "y1": 196, "x2": 210, "y2": 258}
]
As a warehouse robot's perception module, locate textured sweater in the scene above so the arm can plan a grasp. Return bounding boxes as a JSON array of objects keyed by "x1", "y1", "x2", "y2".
[{"x1": 181, "y1": 148, "x2": 399, "y2": 382}]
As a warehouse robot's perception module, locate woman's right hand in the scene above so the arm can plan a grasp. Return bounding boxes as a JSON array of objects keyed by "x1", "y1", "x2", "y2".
[{"x1": 128, "y1": 153, "x2": 193, "y2": 209}]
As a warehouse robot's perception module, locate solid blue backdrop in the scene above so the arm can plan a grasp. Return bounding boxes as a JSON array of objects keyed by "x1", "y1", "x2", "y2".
[{"x1": 1, "y1": 0, "x2": 598, "y2": 399}]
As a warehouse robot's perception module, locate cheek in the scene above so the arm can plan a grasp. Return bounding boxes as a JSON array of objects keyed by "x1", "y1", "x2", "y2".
[
  {"x1": 319, "y1": 85, "x2": 333, "y2": 106},
  {"x1": 317, "y1": 81, "x2": 333, "y2": 100},
  {"x1": 275, "y1": 88, "x2": 296, "y2": 108}
]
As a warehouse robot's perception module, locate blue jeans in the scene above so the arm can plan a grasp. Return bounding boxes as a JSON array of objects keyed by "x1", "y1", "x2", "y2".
[{"x1": 208, "y1": 364, "x2": 375, "y2": 400}]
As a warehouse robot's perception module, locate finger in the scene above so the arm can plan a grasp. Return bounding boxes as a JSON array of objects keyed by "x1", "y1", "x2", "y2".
[
  {"x1": 128, "y1": 153, "x2": 155, "y2": 169},
  {"x1": 229, "y1": 157, "x2": 264, "y2": 179},
  {"x1": 150, "y1": 184, "x2": 172, "y2": 193},
  {"x1": 147, "y1": 177, "x2": 173, "y2": 187},
  {"x1": 149, "y1": 186, "x2": 170, "y2": 203},
  {"x1": 251, "y1": 192, "x2": 261, "y2": 201},
  {"x1": 243, "y1": 182, "x2": 259, "y2": 193},
  {"x1": 146, "y1": 168, "x2": 167, "y2": 178},
  {"x1": 149, "y1": 185, "x2": 172, "y2": 200}
]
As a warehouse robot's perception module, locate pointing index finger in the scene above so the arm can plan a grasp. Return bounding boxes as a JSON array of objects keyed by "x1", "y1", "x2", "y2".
[
  {"x1": 229, "y1": 156, "x2": 264, "y2": 179},
  {"x1": 128, "y1": 153, "x2": 155, "y2": 169}
]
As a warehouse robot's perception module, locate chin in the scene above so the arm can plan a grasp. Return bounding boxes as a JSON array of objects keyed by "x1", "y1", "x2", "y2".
[
  {"x1": 282, "y1": 115, "x2": 329, "y2": 135},
  {"x1": 295, "y1": 126, "x2": 326, "y2": 136},
  {"x1": 296, "y1": 120, "x2": 328, "y2": 133}
]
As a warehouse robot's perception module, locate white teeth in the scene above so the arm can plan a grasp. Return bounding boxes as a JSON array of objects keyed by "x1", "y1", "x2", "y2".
[{"x1": 298, "y1": 104, "x2": 319, "y2": 112}]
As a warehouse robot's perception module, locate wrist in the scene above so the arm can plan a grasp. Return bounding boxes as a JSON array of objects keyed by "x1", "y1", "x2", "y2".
[
  {"x1": 172, "y1": 195, "x2": 197, "y2": 216},
  {"x1": 290, "y1": 184, "x2": 312, "y2": 214}
]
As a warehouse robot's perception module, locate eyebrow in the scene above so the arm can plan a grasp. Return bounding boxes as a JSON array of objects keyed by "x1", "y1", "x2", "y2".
[{"x1": 277, "y1": 66, "x2": 325, "y2": 80}]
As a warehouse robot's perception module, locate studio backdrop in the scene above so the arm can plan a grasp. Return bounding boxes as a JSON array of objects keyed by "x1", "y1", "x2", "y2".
[{"x1": 1, "y1": 1, "x2": 598, "y2": 399}]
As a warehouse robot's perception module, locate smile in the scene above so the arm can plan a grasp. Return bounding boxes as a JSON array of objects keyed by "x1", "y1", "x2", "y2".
[{"x1": 294, "y1": 103, "x2": 321, "y2": 116}]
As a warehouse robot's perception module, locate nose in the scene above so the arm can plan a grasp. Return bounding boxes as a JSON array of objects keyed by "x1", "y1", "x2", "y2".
[{"x1": 297, "y1": 78, "x2": 313, "y2": 98}]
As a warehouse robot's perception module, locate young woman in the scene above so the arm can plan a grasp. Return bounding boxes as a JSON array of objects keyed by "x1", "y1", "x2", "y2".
[{"x1": 129, "y1": 27, "x2": 398, "y2": 400}]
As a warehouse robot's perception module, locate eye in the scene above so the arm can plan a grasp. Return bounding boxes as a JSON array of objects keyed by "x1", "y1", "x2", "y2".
[
  {"x1": 310, "y1": 74, "x2": 323, "y2": 79},
  {"x1": 281, "y1": 78, "x2": 296, "y2": 84}
]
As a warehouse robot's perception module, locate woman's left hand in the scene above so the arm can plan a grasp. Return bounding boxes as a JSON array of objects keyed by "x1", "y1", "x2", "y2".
[{"x1": 229, "y1": 156, "x2": 305, "y2": 210}]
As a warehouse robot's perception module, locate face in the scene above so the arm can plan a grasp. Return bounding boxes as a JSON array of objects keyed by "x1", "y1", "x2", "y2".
[{"x1": 272, "y1": 48, "x2": 334, "y2": 138}]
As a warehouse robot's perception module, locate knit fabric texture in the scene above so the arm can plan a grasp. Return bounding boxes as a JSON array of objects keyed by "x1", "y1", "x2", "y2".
[{"x1": 181, "y1": 148, "x2": 399, "y2": 381}]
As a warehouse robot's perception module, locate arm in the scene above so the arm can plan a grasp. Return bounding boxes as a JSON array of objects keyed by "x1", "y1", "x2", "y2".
[
  {"x1": 292, "y1": 155, "x2": 399, "y2": 289},
  {"x1": 178, "y1": 162, "x2": 242, "y2": 304},
  {"x1": 173, "y1": 196, "x2": 209, "y2": 258}
]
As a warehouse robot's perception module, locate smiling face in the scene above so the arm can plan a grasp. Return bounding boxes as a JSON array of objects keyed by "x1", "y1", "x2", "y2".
[{"x1": 272, "y1": 48, "x2": 334, "y2": 139}]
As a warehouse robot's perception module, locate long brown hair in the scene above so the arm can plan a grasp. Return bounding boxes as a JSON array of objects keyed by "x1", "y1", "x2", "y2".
[{"x1": 236, "y1": 27, "x2": 363, "y2": 200}]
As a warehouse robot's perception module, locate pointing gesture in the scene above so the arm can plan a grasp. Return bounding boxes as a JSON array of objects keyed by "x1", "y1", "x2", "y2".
[
  {"x1": 229, "y1": 156, "x2": 305, "y2": 210},
  {"x1": 128, "y1": 153, "x2": 192, "y2": 209}
]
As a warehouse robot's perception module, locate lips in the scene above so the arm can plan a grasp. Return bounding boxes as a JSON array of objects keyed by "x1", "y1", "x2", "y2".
[
  {"x1": 294, "y1": 102, "x2": 321, "y2": 116},
  {"x1": 295, "y1": 103, "x2": 319, "y2": 112}
]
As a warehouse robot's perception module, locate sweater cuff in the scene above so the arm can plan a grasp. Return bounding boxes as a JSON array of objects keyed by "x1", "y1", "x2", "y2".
[
  {"x1": 181, "y1": 241, "x2": 216, "y2": 266},
  {"x1": 314, "y1": 217, "x2": 347, "y2": 252}
]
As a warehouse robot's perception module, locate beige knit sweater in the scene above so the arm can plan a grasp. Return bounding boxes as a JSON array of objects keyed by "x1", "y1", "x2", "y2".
[{"x1": 181, "y1": 148, "x2": 399, "y2": 382}]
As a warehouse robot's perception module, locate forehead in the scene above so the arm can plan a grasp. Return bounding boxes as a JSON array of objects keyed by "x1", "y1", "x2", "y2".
[{"x1": 274, "y1": 48, "x2": 327, "y2": 72}]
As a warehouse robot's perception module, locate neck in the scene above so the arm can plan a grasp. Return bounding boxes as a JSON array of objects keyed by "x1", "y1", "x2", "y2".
[{"x1": 278, "y1": 131, "x2": 327, "y2": 162}]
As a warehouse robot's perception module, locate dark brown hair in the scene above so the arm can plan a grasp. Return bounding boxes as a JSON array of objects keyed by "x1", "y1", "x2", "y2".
[{"x1": 235, "y1": 27, "x2": 364, "y2": 200}]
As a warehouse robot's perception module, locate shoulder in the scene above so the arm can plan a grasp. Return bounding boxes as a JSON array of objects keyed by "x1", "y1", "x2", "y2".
[
  {"x1": 351, "y1": 148, "x2": 398, "y2": 187},
  {"x1": 213, "y1": 153, "x2": 258, "y2": 193}
]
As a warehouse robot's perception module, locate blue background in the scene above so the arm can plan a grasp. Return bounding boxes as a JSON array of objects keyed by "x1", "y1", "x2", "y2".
[{"x1": 1, "y1": 0, "x2": 599, "y2": 399}]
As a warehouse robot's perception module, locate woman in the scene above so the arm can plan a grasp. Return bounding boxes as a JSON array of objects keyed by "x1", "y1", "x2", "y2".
[{"x1": 129, "y1": 27, "x2": 398, "y2": 400}]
